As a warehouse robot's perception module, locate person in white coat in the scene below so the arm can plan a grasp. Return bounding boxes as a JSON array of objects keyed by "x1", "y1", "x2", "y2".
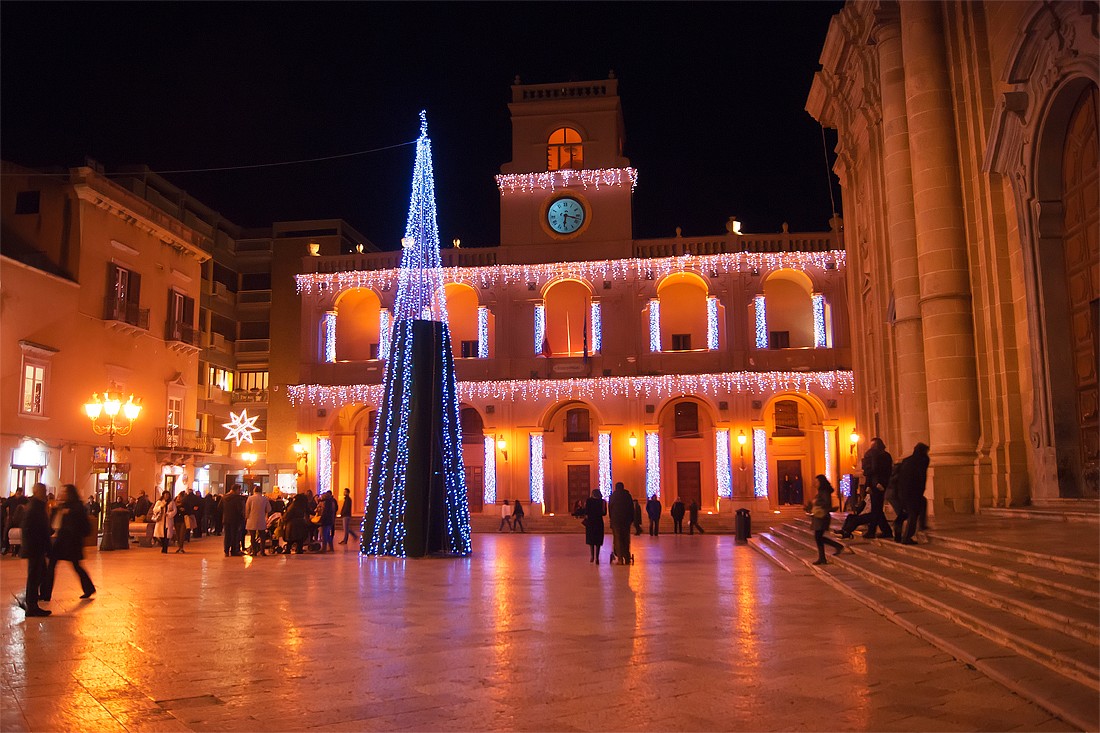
[
  {"x1": 244, "y1": 486, "x2": 271, "y2": 556},
  {"x1": 150, "y1": 490, "x2": 176, "y2": 554}
]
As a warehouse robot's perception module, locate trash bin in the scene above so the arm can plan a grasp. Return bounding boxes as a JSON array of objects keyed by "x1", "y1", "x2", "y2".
[
  {"x1": 735, "y1": 508, "x2": 751, "y2": 544},
  {"x1": 101, "y1": 508, "x2": 130, "y2": 551}
]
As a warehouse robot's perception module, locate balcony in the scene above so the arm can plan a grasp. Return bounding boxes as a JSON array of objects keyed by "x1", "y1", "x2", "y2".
[
  {"x1": 153, "y1": 428, "x2": 215, "y2": 454},
  {"x1": 231, "y1": 388, "x2": 269, "y2": 404},
  {"x1": 165, "y1": 320, "x2": 200, "y2": 355},
  {"x1": 103, "y1": 296, "x2": 150, "y2": 335}
]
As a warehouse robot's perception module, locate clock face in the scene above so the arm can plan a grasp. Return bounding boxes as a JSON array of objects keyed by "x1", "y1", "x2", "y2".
[{"x1": 546, "y1": 197, "x2": 586, "y2": 234}]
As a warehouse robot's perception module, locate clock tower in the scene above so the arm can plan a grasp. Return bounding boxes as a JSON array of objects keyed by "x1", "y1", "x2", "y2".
[{"x1": 497, "y1": 75, "x2": 635, "y2": 248}]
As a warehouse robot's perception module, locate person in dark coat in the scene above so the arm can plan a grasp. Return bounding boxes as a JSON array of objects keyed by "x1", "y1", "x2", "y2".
[
  {"x1": 18, "y1": 483, "x2": 51, "y2": 617},
  {"x1": 511, "y1": 499, "x2": 526, "y2": 533},
  {"x1": 221, "y1": 485, "x2": 245, "y2": 556},
  {"x1": 687, "y1": 500, "x2": 706, "y2": 534},
  {"x1": 806, "y1": 475, "x2": 846, "y2": 565},
  {"x1": 632, "y1": 500, "x2": 643, "y2": 536},
  {"x1": 583, "y1": 489, "x2": 606, "y2": 564},
  {"x1": 41, "y1": 484, "x2": 96, "y2": 601},
  {"x1": 5, "y1": 487, "x2": 27, "y2": 555},
  {"x1": 173, "y1": 493, "x2": 189, "y2": 553},
  {"x1": 645, "y1": 496, "x2": 662, "y2": 536},
  {"x1": 670, "y1": 497, "x2": 686, "y2": 534},
  {"x1": 893, "y1": 443, "x2": 930, "y2": 545},
  {"x1": 338, "y1": 488, "x2": 359, "y2": 545},
  {"x1": 845, "y1": 438, "x2": 893, "y2": 539},
  {"x1": 284, "y1": 493, "x2": 311, "y2": 554},
  {"x1": 608, "y1": 483, "x2": 634, "y2": 564},
  {"x1": 319, "y1": 490, "x2": 338, "y2": 552}
]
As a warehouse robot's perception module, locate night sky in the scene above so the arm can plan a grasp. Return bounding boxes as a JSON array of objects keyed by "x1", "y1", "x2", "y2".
[{"x1": 1, "y1": 1, "x2": 844, "y2": 250}]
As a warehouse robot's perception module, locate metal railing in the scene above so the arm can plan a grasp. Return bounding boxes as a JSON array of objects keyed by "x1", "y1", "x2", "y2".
[
  {"x1": 103, "y1": 297, "x2": 150, "y2": 330},
  {"x1": 153, "y1": 428, "x2": 215, "y2": 453},
  {"x1": 165, "y1": 321, "x2": 198, "y2": 345}
]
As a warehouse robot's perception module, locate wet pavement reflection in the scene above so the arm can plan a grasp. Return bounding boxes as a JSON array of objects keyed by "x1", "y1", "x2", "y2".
[{"x1": 1, "y1": 533, "x2": 1071, "y2": 731}]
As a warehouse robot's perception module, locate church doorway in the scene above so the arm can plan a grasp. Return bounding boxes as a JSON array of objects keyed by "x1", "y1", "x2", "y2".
[
  {"x1": 567, "y1": 464, "x2": 591, "y2": 510},
  {"x1": 676, "y1": 462, "x2": 702, "y2": 506},
  {"x1": 776, "y1": 460, "x2": 804, "y2": 506}
]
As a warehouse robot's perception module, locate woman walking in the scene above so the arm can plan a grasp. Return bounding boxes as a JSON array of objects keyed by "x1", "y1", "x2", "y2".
[
  {"x1": 806, "y1": 475, "x2": 847, "y2": 565},
  {"x1": 511, "y1": 499, "x2": 526, "y2": 533},
  {"x1": 583, "y1": 489, "x2": 606, "y2": 564},
  {"x1": 151, "y1": 490, "x2": 176, "y2": 553},
  {"x1": 40, "y1": 484, "x2": 96, "y2": 601}
]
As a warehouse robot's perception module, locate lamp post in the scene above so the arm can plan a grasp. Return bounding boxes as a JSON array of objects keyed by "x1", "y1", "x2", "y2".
[
  {"x1": 292, "y1": 442, "x2": 309, "y2": 493},
  {"x1": 737, "y1": 429, "x2": 748, "y2": 497},
  {"x1": 241, "y1": 451, "x2": 258, "y2": 492},
  {"x1": 83, "y1": 391, "x2": 142, "y2": 530}
]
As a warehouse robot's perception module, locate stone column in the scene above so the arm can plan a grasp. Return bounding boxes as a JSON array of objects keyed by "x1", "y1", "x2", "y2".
[
  {"x1": 871, "y1": 4, "x2": 931, "y2": 454},
  {"x1": 900, "y1": 0, "x2": 981, "y2": 512}
]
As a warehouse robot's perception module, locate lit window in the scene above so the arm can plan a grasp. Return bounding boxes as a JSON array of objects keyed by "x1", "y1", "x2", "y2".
[
  {"x1": 547, "y1": 127, "x2": 584, "y2": 171},
  {"x1": 21, "y1": 361, "x2": 46, "y2": 416}
]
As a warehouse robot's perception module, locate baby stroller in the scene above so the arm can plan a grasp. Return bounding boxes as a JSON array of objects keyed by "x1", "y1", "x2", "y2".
[{"x1": 276, "y1": 511, "x2": 322, "y2": 554}]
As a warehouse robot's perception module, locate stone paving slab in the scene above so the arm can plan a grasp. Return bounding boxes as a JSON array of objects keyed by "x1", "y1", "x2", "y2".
[{"x1": 0, "y1": 534, "x2": 1081, "y2": 732}]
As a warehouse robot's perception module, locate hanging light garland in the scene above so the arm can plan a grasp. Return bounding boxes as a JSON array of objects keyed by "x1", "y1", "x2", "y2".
[
  {"x1": 288, "y1": 370, "x2": 854, "y2": 409},
  {"x1": 295, "y1": 249, "x2": 847, "y2": 296},
  {"x1": 495, "y1": 167, "x2": 639, "y2": 194}
]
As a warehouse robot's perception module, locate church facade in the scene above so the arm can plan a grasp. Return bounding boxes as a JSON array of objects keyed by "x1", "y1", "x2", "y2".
[
  {"x1": 807, "y1": 1, "x2": 1098, "y2": 513},
  {"x1": 289, "y1": 78, "x2": 856, "y2": 518}
]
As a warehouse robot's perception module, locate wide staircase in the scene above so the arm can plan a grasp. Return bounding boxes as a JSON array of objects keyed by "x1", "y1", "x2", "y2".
[{"x1": 751, "y1": 508, "x2": 1100, "y2": 731}]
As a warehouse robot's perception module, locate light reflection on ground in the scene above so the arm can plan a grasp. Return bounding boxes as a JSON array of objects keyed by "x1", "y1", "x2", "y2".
[{"x1": 0, "y1": 533, "x2": 1071, "y2": 732}]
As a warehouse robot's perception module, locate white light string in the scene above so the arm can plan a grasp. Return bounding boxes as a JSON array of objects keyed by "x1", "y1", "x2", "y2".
[
  {"x1": 295, "y1": 249, "x2": 847, "y2": 296},
  {"x1": 289, "y1": 370, "x2": 854, "y2": 409}
]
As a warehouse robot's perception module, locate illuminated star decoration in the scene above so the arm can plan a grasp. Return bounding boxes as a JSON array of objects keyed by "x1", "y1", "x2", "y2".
[{"x1": 223, "y1": 410, "x2": 261, "y2": 446}]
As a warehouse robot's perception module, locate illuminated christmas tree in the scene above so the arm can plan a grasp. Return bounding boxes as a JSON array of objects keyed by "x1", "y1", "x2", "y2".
[{"x1": 363, "y1": 112, "x2": 472, "y2": 558}]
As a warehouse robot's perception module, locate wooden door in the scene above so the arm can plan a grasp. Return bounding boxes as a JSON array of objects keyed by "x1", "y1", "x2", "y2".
[
  {"x1": 676, "y1": 461, "x2": 702, "y2": 506},
  {"x1": 567, "y1": 464, "x2": 591, "y2": 511},
  {"x1": 464, "y1": 465, "x2": 484, "y2": 513}
]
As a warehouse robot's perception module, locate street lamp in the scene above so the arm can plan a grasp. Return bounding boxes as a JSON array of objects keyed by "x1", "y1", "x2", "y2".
[
  {"x1": 292, "y1": 442, "x2": 309, "y2": 492},
  {"x1": 628, "y1": 432, "x2": 638, "y2": 460},
  {"x1": 83, "y1": 391, "x2": 142, "y2": 525},
  {"x1": 241, "y1": 451, "x2": 257, "y2": 490}
]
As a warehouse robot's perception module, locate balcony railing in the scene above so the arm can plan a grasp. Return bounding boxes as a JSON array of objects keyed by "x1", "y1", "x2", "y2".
[
  {"x1": 154, "y1": 428, "x2": 215, "y2": 454},
  {"x1": 231, "y1": 388, "x2": 269, "y2": 403},
  {"x1": 165, "y1": 320, "x2": 198, "y2": 345},
  {"x1": 103, "y1": 296, "x2": 150, "y2": 330}
]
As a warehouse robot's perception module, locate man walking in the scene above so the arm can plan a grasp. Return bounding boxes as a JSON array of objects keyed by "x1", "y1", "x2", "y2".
[
  {"x1": 18, "y1": 483, "x2": 51, "y2": 617},
  {"x1": 338, "y1": 488, "x2": 359, "y2": 545},
  {"x1": 687, "y1": 499, "x2": 705, "y2": 534}
]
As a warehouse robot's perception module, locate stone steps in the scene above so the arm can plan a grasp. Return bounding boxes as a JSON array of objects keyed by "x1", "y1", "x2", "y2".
[{"x1": 750, "y1": 516, "x2": 1100, "y2": 731}]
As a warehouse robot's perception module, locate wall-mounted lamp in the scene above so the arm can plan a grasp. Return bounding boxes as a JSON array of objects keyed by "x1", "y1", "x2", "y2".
[
  {"x1": 628, "y1": 432, "x2": 638, "y2": 460},
  {"x1": 496, "y1": 436, "x2": 508, "y2": 462},
  {"x1": 849, "y1": 430, "x2": 861, "y2": 469},
  {"x1": 737, "y1": 429, "x2": 748, "y2": 471}
]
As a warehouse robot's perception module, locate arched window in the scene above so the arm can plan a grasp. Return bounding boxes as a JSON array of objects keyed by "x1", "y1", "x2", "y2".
[
  {"x1": 461, "y1": 407, "x2": 484, "y2": 445},
  {"x1": 656, "y1": 273, "x2": 710, "y2": 352},
  {"x1": 335, "y1": 288, "x2": 383, "y2": 361},
  {"x1": 674, "y1": 401, "x2": 700, "y2": 437},
  {"x1": 564, "y1": 407, "x2": 591, "y2": 442},
  {"x1": 773, "y1": 400, "x2": 802, "y2": 436},
  {"x1": 547, "y1": 127, "x2": 584, "y2": 171},
  {"x1": 762, "y1": 270, "x2": 815, "y2": 348},
  {"x1": 439, "y1": 283, "x2": 485, "y2": 359},
  {"x1": 544, "y1": 280, "x2": 592, "y2": 357}
]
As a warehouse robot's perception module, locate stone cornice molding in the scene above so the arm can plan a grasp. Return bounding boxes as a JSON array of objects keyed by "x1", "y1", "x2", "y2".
[{"x1": 71, "y1": 171, "x2": 211, "y2": 264}]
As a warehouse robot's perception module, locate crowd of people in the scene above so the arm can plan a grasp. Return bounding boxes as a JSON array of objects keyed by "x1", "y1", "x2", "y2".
[{"x1": 809, "y1": 439, "x2": 932, "y2": 565}]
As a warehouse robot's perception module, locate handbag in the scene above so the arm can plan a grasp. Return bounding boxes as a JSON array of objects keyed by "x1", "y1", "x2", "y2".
[{"x1": 811, "y1": 506, "x2": 827, "y2": 519}]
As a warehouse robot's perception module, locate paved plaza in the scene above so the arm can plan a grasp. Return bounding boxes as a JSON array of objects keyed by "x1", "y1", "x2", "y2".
[{"x1": 1, "y1": 531, "x2": 1075, "y2": 732}]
